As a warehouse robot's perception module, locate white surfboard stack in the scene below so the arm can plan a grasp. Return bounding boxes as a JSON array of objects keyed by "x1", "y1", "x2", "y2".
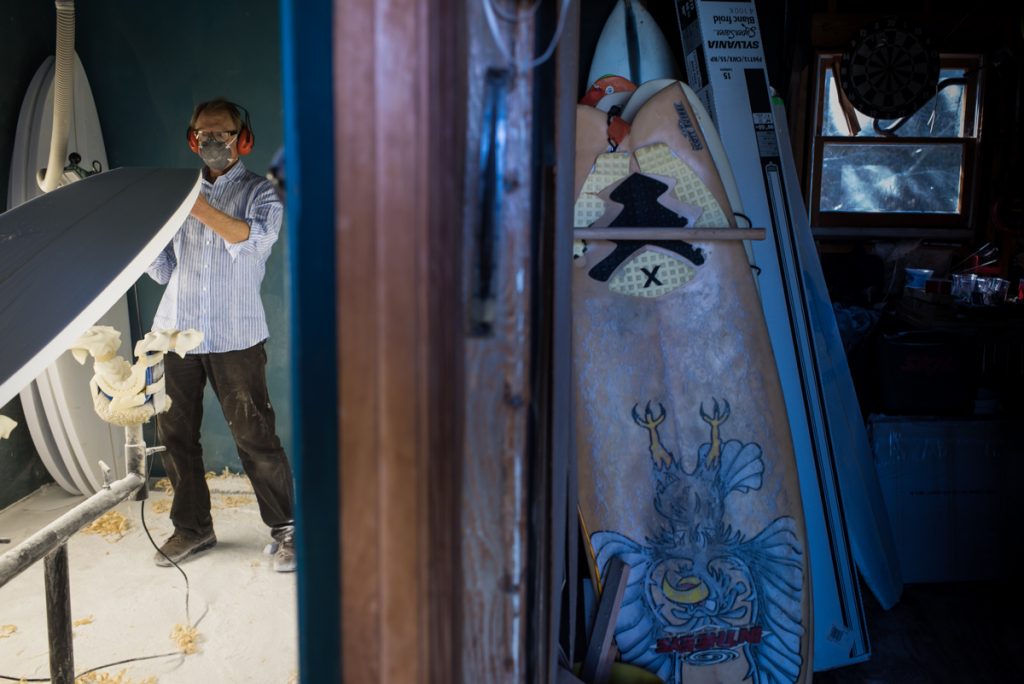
[{"x1": 6, "y1": 52, "x2": 133, "y2": 494}]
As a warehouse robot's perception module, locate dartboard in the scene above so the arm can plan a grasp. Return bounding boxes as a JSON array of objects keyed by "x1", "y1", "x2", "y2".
[{"x1": 840, "y1": 18, "x2": 938, "y2": 119}]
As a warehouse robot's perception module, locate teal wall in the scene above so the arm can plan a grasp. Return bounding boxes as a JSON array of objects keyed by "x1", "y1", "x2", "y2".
[
  {"x1": 75, "y1": 0, "x2": 290, "y2": 472},
  {"x1": 1, "y1": 0, "x2": 290, "y2": 485}
]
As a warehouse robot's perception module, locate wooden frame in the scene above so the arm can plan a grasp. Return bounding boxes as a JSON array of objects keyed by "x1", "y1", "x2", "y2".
[
  {"x1": 805, "y1": 52, "x2": 983, "y2": 239},
  {"x1": 334, "y1": 0, "x2": 465, "y2": 680},
  {"x1": 457, "y1": 1, "x2": 542, "y2": 680},
  {"x1": 329, "y1": 1, "x2": 582, "y2": 680}
]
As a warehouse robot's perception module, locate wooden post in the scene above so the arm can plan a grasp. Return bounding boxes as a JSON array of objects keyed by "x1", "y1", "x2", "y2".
[
  {"x1": 458, "y1": 1, "x2": 540, "y2": 681},
  {"x1": 334, "y1": 0, "x2": 464, "y2": 681}
]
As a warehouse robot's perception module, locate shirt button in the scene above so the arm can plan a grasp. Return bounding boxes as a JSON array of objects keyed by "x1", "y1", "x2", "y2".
[{"x1": 205, "y1": 263, "x2": 209, "y2": 268}]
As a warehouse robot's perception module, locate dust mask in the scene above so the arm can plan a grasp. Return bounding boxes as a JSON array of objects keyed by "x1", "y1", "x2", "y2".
[{"x1": 199, "y1": 138, "x2": 235, "y2": 171}]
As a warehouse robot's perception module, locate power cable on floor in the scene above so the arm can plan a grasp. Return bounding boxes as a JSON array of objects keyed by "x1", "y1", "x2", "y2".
[
  {"x1": 140, "y1": 442, "x2": 193, "y2": 628},
  {"x1": 1, "y1": 649, "x2": 183, "y2": 682}
]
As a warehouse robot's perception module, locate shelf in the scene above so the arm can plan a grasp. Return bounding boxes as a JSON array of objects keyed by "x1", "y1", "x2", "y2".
[{"x1": 573, "y1": 228, "x2": 766, "y2": 241}]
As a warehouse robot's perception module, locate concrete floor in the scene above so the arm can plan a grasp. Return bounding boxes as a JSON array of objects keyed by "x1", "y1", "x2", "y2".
[
  {"x1": 815, "y1": 578, "x2": 1016, "y2": 684},
  {"x1": 0, "y1": 477, "x2": 298, "y2": 683}
]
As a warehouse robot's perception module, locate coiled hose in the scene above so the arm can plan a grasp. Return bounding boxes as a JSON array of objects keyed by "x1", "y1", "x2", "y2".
[{"x1": 40, "y1": 0, "x2": 75, "y2": 192}]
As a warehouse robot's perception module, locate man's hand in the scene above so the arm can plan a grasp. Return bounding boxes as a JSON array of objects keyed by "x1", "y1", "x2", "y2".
[{"x1": 191, "y1": 194, "x2": 251, "y2": 244}]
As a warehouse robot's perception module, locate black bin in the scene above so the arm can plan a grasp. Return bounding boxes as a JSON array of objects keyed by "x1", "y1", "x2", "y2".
[{"x1": 877, "y1": 330, "x2": 976, "y2": 416}]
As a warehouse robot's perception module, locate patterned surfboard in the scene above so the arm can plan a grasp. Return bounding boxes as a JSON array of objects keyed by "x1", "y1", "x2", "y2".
[{"x1": 573, "y1": 82, "x2": 813, "y2": 684}]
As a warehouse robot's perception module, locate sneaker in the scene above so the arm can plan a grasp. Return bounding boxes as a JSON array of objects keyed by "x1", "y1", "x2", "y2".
[
  {"x1": 273, "y1": 535, "x2": 296, "y2": 573},
  {"x1": 154, "y1": 530, "x2": 217, "y2": 567}
]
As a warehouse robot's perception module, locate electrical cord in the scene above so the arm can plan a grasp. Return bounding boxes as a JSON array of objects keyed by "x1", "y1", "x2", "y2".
[
  {"x1": 0, "y1": 429, "x2": 194, "y2": 682},
  {"x1": 140, "y1": 442, "x2": 193, "y2": 628},
  {"x1": 1, "y1": 650, "x2": 183, "y2": 682},
  {"x1": 488, "y1": 0, "x2": 542, "y2": 22},
  {"x1": 482, "y1": 0, "x2": 572, "y2": 72},
  {"x1": 129, "y1": 298, "x2": 193, "y2": 626}
]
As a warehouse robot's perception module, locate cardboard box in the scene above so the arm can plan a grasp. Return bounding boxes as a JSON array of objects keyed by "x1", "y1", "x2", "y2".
[
  {"x1": 675, "y1": 1, "x2": 783, "y2": 244},
  {"x1": 870, "y1": 416, "x2": 1019, "y2": 583}
]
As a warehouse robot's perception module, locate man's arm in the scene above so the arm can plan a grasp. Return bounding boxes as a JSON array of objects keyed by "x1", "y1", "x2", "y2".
[
  {"x1": 146, "y1": 242, "x2": 177, "y2": 284},
  {"x1": 191, "y1": 194, "x2": 250, "y2": 243},
  {"x1": 220, "y1": 183, "x2": 284, "y2": 262}
]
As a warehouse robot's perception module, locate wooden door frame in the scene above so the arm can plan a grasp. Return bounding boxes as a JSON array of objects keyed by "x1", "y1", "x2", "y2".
[
  {"x1": 333, "y1": 0, "x2": 465, "y2": 681},
  {"x1": 318, "y1": 1, "x2": 578, "y2": 681}
]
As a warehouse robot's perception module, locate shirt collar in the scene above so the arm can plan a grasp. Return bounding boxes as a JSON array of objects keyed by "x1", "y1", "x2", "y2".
[{"x1": 202, "y1": 159, "x2": 247, "y2": 186}]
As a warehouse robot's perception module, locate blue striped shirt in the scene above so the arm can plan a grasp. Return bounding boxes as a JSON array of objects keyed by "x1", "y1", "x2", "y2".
[{"x1": 146, "y1": 161, "x2": 283, "y2": 354}]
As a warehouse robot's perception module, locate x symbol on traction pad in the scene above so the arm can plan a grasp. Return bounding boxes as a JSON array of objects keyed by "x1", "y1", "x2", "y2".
[{"x1": 642, "y1": 265, "x2": 662, "y2": 288}]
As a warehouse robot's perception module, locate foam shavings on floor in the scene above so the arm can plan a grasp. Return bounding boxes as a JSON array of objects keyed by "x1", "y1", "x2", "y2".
[
  {"x1": 81, "y1": 511, "x2": 130, "y2": 540},
  {"x1": 215, "y1": 495, "x2": 255, "y2": 509},
  {"x1": 205, "y1": 466, "x2": 240, "y2": 481},
  {"x1": 171, "y1": 624, "x2": 201, "y2": 655},
  {"x1": 75, "y1": 670, "x2": 157, "y2": 684}
]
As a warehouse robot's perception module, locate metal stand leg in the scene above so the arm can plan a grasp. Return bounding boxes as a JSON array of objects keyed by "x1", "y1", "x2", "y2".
[{"x1": 44, "y1": 544, "x2": 75, "y2": 684}]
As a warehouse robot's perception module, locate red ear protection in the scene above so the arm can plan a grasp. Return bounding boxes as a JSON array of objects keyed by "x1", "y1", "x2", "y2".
[
  {"x1": 235, "y1": 124, "x2": 254, "y2": 155},
  {"x1": 186, "y1": 100, "x2": 255, "y2": 155}
]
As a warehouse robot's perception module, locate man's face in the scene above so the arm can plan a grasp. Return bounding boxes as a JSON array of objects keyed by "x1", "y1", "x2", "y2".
[{"x1": 192, "y1": 110, "x2": 240, "y2": 161}]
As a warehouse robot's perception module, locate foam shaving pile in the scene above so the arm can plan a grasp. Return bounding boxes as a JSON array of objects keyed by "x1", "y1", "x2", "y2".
[
  {"x1": 75, "y1": 670, "x2": 157, "y2": 684},
  {"x1": 205, "y1": 466, "x2": 237, "y2": 480},
  {"x1": 171, "y1": 623, "x2": 201, "y2": 655},
  {"x1": 73, "y1": 615, "x2": 95, "y2": 627},
  {"x1": 216, "y1": 494, "x2": 254, "y2": 509},
  {"x1": 81, "y1": 511, "x2": 130, "y2": 540},
  {"x1": 0, "y1": 624, "x2": 16, "y2": 639}
]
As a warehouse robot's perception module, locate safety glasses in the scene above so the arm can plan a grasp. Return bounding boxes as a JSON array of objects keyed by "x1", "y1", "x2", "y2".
[{"x1": 194, "y1": 129, "x2": 239, "y2": 144}]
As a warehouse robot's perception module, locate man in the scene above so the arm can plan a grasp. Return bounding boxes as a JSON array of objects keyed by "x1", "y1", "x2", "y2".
[{"x1": 146, "y1": 98, "x2": 295, "y2": 572}]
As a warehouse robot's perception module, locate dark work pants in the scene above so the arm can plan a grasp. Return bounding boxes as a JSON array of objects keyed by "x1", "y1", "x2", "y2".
[{"x1": 158, "y1": 342, "x2": 294, "y2": 542}]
